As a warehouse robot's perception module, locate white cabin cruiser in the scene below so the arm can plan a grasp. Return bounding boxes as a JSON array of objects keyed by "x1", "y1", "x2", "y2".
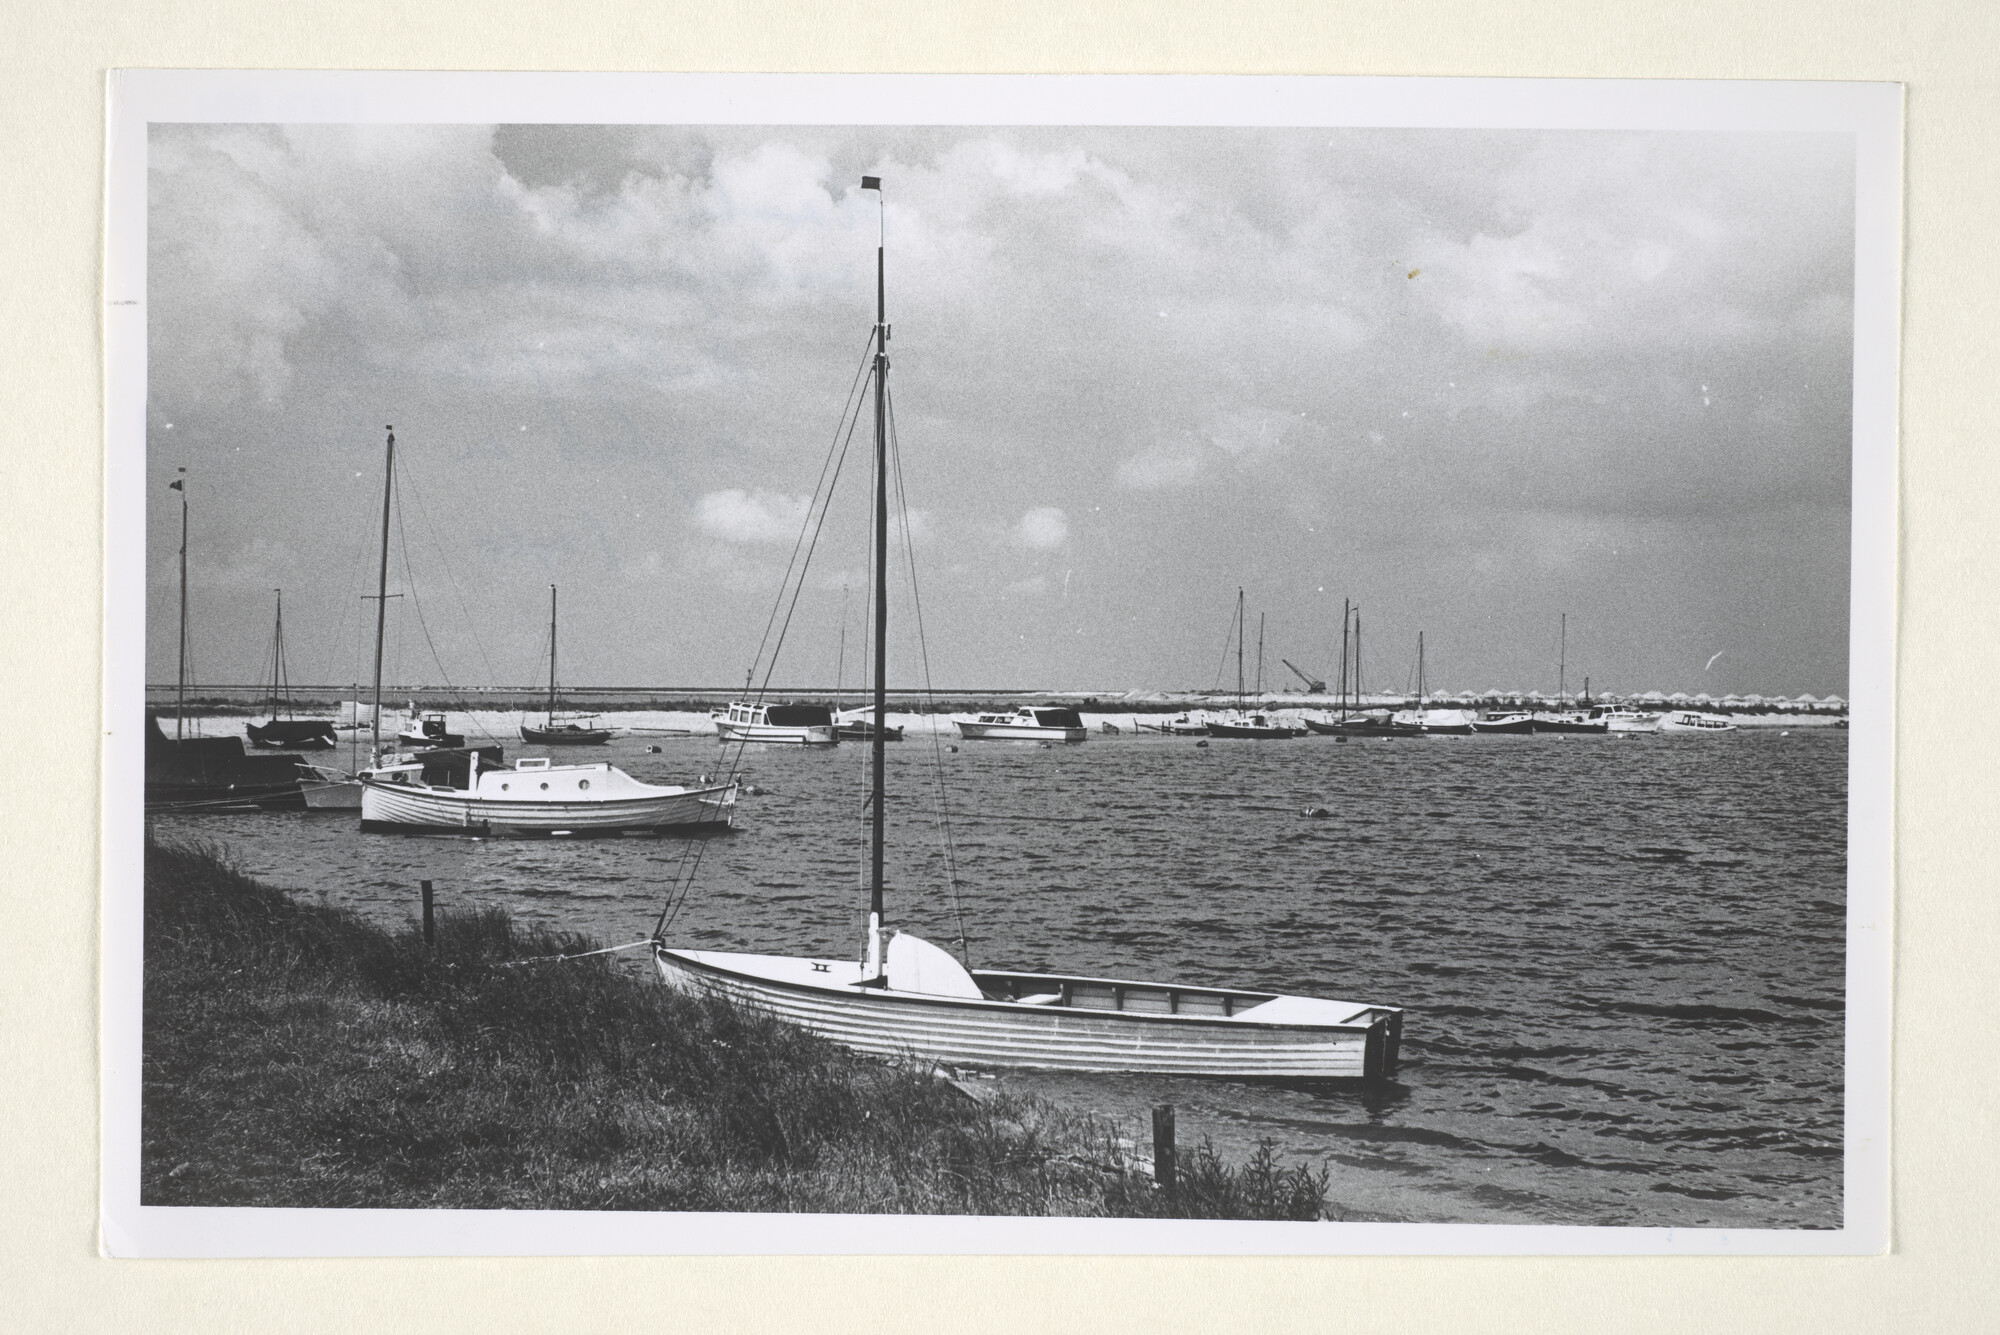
[
  {"x1": 1594, "y1": 706, "x2": 1660, "y2": 733},
  {"x1": 954, "y1": 706, "x2": 1088, "y2": 742},
  {"x1": 715, "y1": 701, "x2": 838, "y2": 745},
  {"x1": 361, "y1": 752, "x2": 735, "y2": 836},
  {"x1": 1658, "y1": 710, "x2": 1738, "y2": 733}
]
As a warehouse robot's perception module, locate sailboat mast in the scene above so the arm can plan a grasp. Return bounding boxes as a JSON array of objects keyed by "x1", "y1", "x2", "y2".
[
  {"x1": 1338, "y1": 598, "x2": 1350, "y2": 721},
  {"x1": 865, "y1": 176, "x2": 889, "y2": 982},
  {"x1": 1355, "y1": 612, "x2": 1363, "y2": 707},
  {"x1": 175, "y1": 473, "x2": 188, "y2": 740},
  {"x1": 1559, "y1": 612, "x2": 1567, "y2": 711},
  {"x1": 370, "y1": 427, "x2": 395, "y2": 764},
  {"x1": 1236, "y1": 588, "x2": 1245, "y2": 706},
  {"x1": 1417, "y1": 631, "x2": 1425, "y2": 711},
  {"x1": 547, "y1": 584, "x2": 558, "y2": 726},
  {"x1": 273, "y1": 589, "x2": 286, "y2": 719},
  {"x1": 1256, "y1": 613, "x2": 1265, "y2": 697}
]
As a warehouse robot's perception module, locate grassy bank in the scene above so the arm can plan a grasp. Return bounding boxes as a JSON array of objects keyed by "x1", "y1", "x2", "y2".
[{"x1": 142, "y1": 838, "x2": 1332, "y2": 1219}]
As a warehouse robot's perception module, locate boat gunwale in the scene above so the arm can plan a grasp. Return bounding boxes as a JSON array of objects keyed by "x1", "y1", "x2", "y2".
[{"x1": 658, "y1": 947, "x2": 1397, "y2": 1033}]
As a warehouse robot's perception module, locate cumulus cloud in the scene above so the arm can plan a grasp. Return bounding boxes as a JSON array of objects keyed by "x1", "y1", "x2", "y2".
[
  {"x1": 694, "y1": 489, "x2": 812, "y2": 544},
  {"x1": 1011, "y1": 506, "x2": 1069, "y2": 550}
]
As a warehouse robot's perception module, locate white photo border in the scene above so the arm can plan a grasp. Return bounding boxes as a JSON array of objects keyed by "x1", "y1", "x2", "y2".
[{"x1": 102, "y1": 70, "x2": 1900, "y2": 1258}]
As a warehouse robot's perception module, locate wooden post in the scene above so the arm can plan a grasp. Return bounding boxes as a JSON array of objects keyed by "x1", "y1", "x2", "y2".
[
  {"x1": 1152, "y1": 1104, "x2": 1176, "y2": 1195},
  {"x1": 421, "y1": 879, "x2": 434, "y2": 946}
]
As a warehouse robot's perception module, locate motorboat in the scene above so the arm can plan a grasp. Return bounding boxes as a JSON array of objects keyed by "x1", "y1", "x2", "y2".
[
  {"x1": 1594, "y1": 707, "x2": 1660, "y2": 733},
  {"x1": 397, "y1": 712, "x2": 464, "y2": 748},
  {"x1": 835, "y1": 707, "x2": 904, "y2": 742},
  {"x1": 716, "y1": 701, "x2": 839, "y2": 745},
  {"x1": 955, "y1": 706, "x2": 1088, "y2": 742},
  {"x1": 1469, "y1": 712, "x2": 1535, "y2": 735},
  {"x1": 1658, "y1": 710, "x2": 1738, "y2": 733}
]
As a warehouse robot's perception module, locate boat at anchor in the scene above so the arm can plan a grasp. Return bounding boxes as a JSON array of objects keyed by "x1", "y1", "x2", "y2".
[
  {"x1": 955, "y1": 706, "x2": 1087, "y2": 742},
  {"x1": 654, "y1": 177, "x2": 1402, "y2": 1081},
  {"x1": 521, "y1": 585, "x2": 612, "y2": 745}
]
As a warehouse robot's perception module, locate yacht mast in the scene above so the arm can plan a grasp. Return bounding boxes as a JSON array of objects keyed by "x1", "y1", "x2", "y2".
[
  {"x1": 863, "y1": 176, "x2": 889, "y2": 983},
  {"x1": 1417, "y1": 630, "x2": 1425, "y2": 712},
  {"x1": 1337, "y1": 597, "x2": 1350, "y2": 722},
  {"x1": 370, "y1": 427, "x2": 395, "y2": 764},
  {"x1": 1256, "y1": 612, "x2": 1265, "y2": 697},
  {"x1": 546, "y1": 584, "x2": 559, "y2": 726},
  {"x1": 1559, "y1": 612, "x2": 1567, "y2": 712},
  {"x1": 174, "y1": 470, "x2": 188, "y2": 739}
]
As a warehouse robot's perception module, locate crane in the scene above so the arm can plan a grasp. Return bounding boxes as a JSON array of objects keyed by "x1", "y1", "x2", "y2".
[{"x1": 1281, "y1": 658, "x2": 1327, "y2": 693}]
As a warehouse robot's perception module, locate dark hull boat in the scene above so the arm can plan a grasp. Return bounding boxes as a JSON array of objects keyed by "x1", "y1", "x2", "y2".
[
  {"x1": 521, "y1": 722, "x2": 613, "y2": 746},
  {"x1": 1531, "y1": 714, "x2": 1609, "y2": 735},
  {"x1": 1207, "y1": 716, "x2": 1304, "y2": 739},
  {"x1": 145, "y1": 713, "x2": 306, "y2": 812},
  {"x1": 1305, "y1": 714, "x2": 1418, "y2": 738},
  {"x1": 246, "y1": 718, "x2": 338, "y2": 749},
  {"x1": 1470, "y1": 713, "x2": 1535, "y2": 734}
]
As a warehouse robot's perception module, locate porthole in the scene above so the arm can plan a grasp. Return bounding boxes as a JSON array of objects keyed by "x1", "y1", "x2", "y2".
[
  {"x1": 539, "y1": 782, "x2": 549, "y2": 791},
  {"x1": 578, "y1": 779, "x2": 590, "y2": 790},
  {"x1": 501, "y1": 782, "x2": 509, "y2": 791}
]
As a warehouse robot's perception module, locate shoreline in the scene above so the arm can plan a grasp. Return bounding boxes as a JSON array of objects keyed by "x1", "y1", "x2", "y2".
[{"x1": 141, "y1": 837, "x2": 1338, "y2": 1219}]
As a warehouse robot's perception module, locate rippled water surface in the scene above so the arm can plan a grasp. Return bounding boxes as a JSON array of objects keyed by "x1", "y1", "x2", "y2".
[{"x1": 151, "y1": 719, "x2": 1847, "y2": 1228}]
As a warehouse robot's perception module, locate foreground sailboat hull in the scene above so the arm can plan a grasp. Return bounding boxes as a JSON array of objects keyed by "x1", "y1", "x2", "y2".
[
  {"x1": 656, "y1": 948, "x2": 1402, "y2": 1082},
  {"x1": 360, "y1": 779, "x2": 736, "y2": 835},
  {"x1": 521, "y1": 725, "x2": 613, "y2": 745}
]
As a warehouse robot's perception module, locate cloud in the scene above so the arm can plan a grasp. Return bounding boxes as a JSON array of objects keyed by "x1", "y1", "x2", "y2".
[
  {"x1": 1010, "y1": 506, "x2": 1069, "y2": 550},
  {"x1": 1117, "y1": 447, "x2": 1205, "y2": 490},
  {"x1": 694, "y1": 489, "x2": 812, "y2": 544}
]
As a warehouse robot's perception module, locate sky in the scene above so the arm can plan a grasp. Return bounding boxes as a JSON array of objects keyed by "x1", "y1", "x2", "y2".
[{"x1": 145, "y1": 123, "x2": 1855, "y2": 698}]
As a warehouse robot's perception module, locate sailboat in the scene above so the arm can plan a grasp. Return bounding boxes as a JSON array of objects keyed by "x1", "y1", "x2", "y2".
[
  {"x1": 520, "y1": 585, "x2": 613, "y2": 745},
  {"x1": 246, "y1": 589, "x2": 338, "y2": 750},
  {"x1": 654, "y1": 179, "x2": 1401, "y2": 1080},
  {"x1": 357, "y1": 429, "x2": 735, "y2": 836},
  {"x1": 832, "y1": 587, "x2": 903, "y2": 741},
  {"x1": 1305, "y1": 603, "x2": 1416, "y2": 737},
  {"x1": 1390, "y1": 632, "x2": 1474, "y2": 735},
  {"x1": 144, "y1": 471, "x2": 309, "y2": 812},
  {"x1": 1531, "y1": 614, "x2": 1608, "y2": 734},
  {"x1": 1206, "y1": 592, "x2": 1303, "y2": 739}
]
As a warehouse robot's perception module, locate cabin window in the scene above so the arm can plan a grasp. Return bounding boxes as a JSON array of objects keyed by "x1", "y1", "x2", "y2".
[
  {"x1": 500, "y1": 783, "x2": 509, "y2": 791},
  {"x1": 578, "y1": 779, "x2": 589, "y2": 790},
  {"x1": 539, "y1": 782, "x2": 549, "y2": 791}
]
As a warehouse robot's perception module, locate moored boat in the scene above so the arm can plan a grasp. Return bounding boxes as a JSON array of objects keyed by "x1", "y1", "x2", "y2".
[
  {"x1": 1596, "y1": 706, "x2": 1660, "y2": 733},
  {"x1": 835, "y1": 707, "x2": 904, "y2": 741},
  {"x1": 521, "y1": 585, "x2": 613, "y2": 745},
  {"x1": 654, "y1": 177, "x2": 1401, "y2": 1082},
  {"x1": 955, "y1": 707, "x2": 1087, "y2": 742},
  {"x1": 1206, "y1": 712, "x2": 1304, "y2": 739},
  {"x1": 297, "y1": 761, "x2": 362, "y2": 810},
  {"x1": 1469, "y1": 712, "x2": 1535, "y2": 735},
  {"x1": 397, "y1": 712, "x2": 465, "y2": 749},
  {"x1": 716, "y1": 701, "x2": 839, "y2": 745},
  {"x1": 362, "y1": 752, "x2": 735, "y2": 836},
  {"x1": 246, "y1": 591, "x2": 338, "y2": 750},
  {"x1": 1657, "y1": 709, "x2": 1738, "y2": 733}
]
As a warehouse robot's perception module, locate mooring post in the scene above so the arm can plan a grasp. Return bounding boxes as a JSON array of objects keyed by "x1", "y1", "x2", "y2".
[
  {"x1": 420, "y1": 879, "x2": 434, "y2": 947},
  {"x1": 1152, "y1": 1104, "x2": 1177, "y2": 1195}
]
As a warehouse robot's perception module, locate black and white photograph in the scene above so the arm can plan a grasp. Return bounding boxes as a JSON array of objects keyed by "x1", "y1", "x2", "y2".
[{"x1": 102, "y1": 73, "x2": 1896, "y2": 1255}]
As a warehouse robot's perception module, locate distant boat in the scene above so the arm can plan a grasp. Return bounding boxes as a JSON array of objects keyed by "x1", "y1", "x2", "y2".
[
  {"x1": 146, "y1": 475, "x2": 306, "y2": 810},
  {"x1": 1595, "y1": 707, "x2": 1660, "y2": 734},
  {"x1": 1306, "y1": 711, "x2": 1418, "y2": 738},
  {"x1": 245, "y1": 590, "x2": 337, "y2": 750},
  {"x1": 1099, "y1": 720, "x2": 1121, "y2": 735},
  {"x1": 956, "y1": 706, "x2": 1087, "y2": 742},
  {"x1": 1136, "y1": 712, "x2": 1208, "y2": 736},
  {"x1": 520, "y1": 585, "x2": 613, "y2": 745},
  {"x1": 1530, "y1": 617, "x2": 1608, "y2": 734},
  {"x1": 1207, "y1": 589, "x2": 1302, "y2": 738},
  {"x1": 1658, "y1": 710, "x2": 1737, "y2": 734},
  {"x1": 397, "y1": 711, "x2": 464, "y2": 749},
  {"x1": 717, "y1": 701, "x2": 839, "y2": 745},
  {"x1": 1469, "y1": 712, "x2": 1535, "y2": 735},
  {"x1": 835, "y1": 707, "x2": 904, "y2": 742},
  {"x1": 656, "y1": 182, "x2": 1402, "y2": 1081}
]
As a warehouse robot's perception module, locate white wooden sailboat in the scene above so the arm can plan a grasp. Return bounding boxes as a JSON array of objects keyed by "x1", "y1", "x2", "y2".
[
  {"x1": 654, "y1": 181, "x2": 1402, "y2": 1081},
  {"x1": 353, "y1": 428, "x2": 734, "y2": 835}
]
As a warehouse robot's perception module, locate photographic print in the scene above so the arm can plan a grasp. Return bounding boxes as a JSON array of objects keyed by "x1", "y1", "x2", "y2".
[{"x1": 102, "y1": 74, "x2": 1896, "y2": 1255}]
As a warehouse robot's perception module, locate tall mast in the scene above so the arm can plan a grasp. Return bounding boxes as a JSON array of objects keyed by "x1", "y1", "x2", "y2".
[
  {"x1": 1236, "y1": 588, "x2": 1245, "y2": 707},
  {"x1": 863, "y1": 176, "x2": 889, "y2": 982},
  {"x1": 1354, "y1": 612, "x2": 1363, "y2": 708},
  {"x1": 1338, "y1": 598, "x2": 1350, "y2": 721},
  {"x1": 1256, "y1": 612, "x2": 1265, "y2": 697},
  {"x1": 175, "y1": 470, "x2": 188, "y2": 740},
  {"x1": 370, "y1": 427, "x2": 395, "y2": 764},
  {"x1": 271, "y1": 589, "x2": 285, "y2": 719},
  {"x1": 547, "y1": 584, "x2": 558, "y2": 725},
  {"x1": 1559, "y1": 612, "x2": 1567, "y2": 711},
  {"x1": 1417, "y1": 631, "x2": 1425, "y2": 711}
]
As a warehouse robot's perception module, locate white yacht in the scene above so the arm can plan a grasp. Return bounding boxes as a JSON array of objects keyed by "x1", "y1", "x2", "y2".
[
  {"x1": 1594, "y1": 706, "x2": 1661, "y2": 733},
  {"x1": 1658, "y1": 710, "x2": 1738, "y2": 734},
  {"x1": 361, "y1": 752, "x2": 735, "y2": 835},
  {"x1": 714, "y1": 701, "x2": 838, "y2": 745},
  {"x1": 954, "y1": 706, "x2": 1088, "y2": 742}
]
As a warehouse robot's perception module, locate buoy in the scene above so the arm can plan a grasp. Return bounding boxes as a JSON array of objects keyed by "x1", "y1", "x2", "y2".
[
  {"x1": 947, "y1": 744, "x2": 959, "y2": 753},
  {"x1": 1302, "y1": 806, "x2": 1331, "y2": 819},
  {"x1": 1194, "y1": 739, "x2": 1209, "y2": 748},
  {"x1": 646, "y1": 744, "x2": 662, "y2": 753}
]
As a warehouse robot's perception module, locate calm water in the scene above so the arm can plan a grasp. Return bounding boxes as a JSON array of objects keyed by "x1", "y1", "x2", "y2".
[{"x1": 150, "y1": 718, "x2": 1847, "y2": 1228}]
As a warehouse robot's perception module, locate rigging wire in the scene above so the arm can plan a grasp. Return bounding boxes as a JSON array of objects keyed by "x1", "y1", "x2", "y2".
[{"x1": 886, "y1": 383, "x2": 972, "y2": 967}]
